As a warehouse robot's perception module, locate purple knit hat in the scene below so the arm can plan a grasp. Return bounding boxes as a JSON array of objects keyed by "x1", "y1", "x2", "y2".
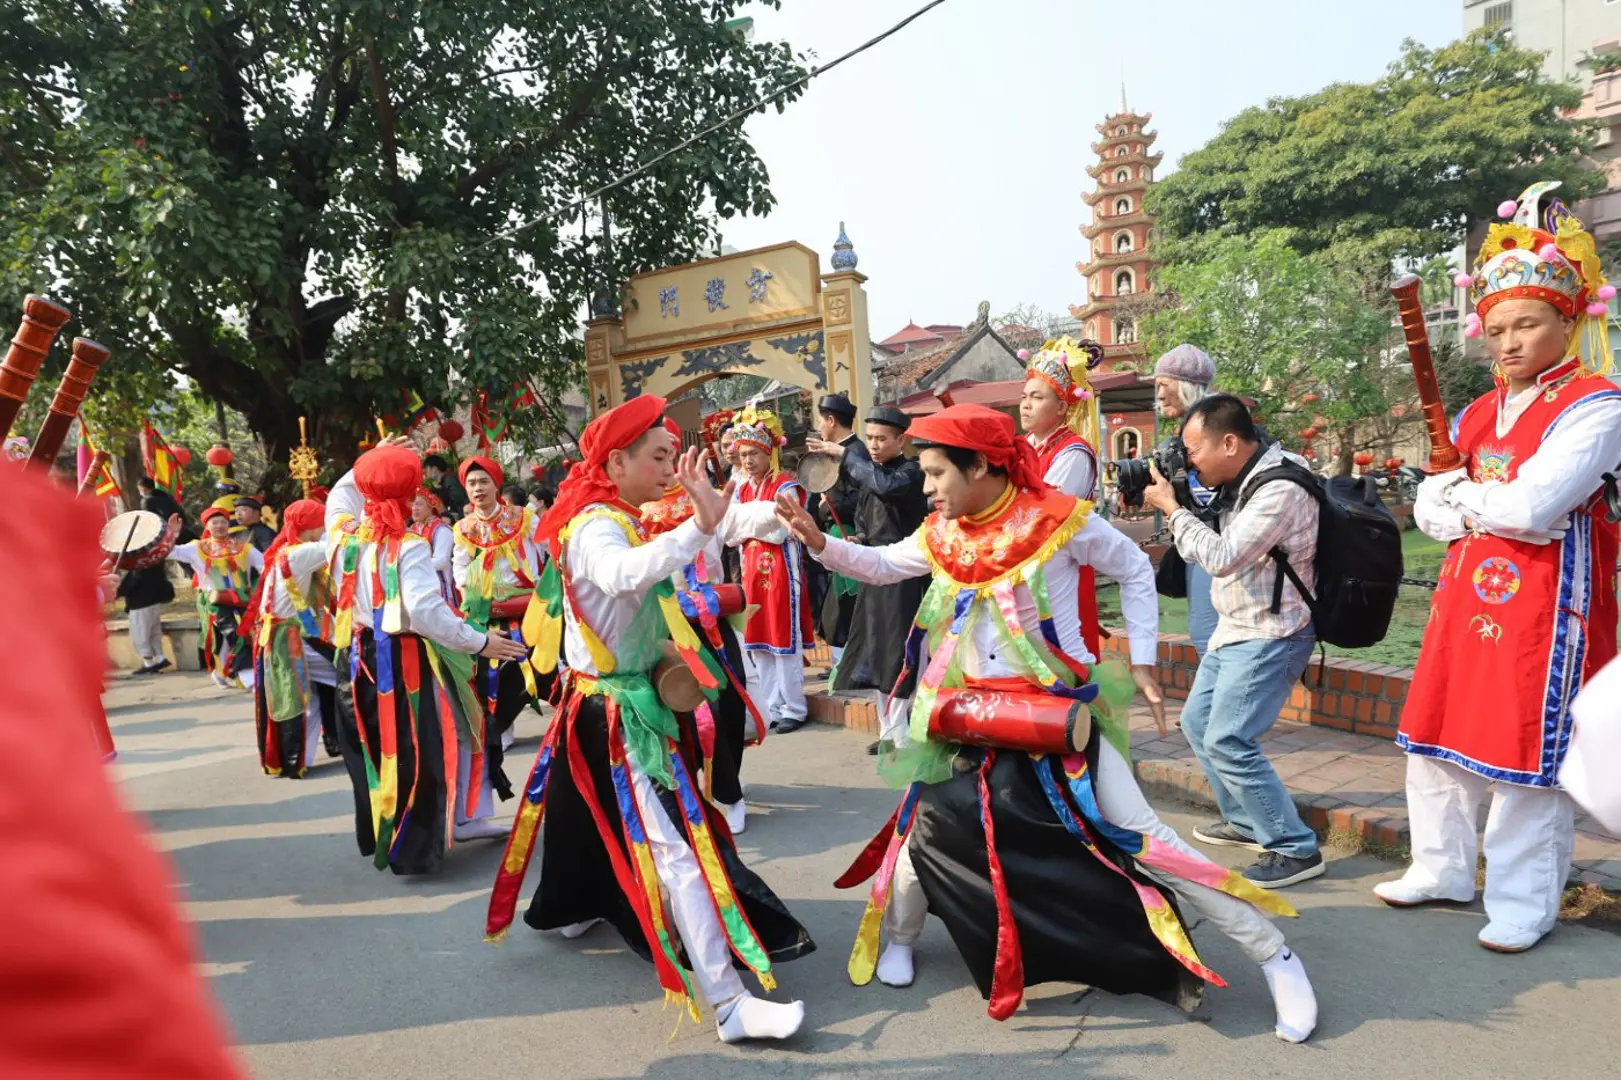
[{"x1": 1153, "y1": 343, "x2": 1215, "y2": 384}]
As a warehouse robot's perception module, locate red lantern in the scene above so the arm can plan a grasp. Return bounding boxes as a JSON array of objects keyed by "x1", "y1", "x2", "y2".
[
  {"x1": 205, "y1": 444, "x2": 234, "y2": 468},
  {"x1": 173, "y1": 446, "x2": 192, "y2": 467},
  {"x1": 1303, "y1": 448, "x2": 1316, "y2": 460},
  {"x1": 1301, "y1": 426, "x2": 1319, "y2": 441},
  {"x1": 1353, "y1": 451, "x2": 1374, "y2": 468},
  {"x1": 1385, "y1": 456, "x2": 1403, "y2": 471},
  {"x1": 529, "y1": 463, "x2": 545, "y2": 480},
  {"x1": 1301, "y1": 392, "x2": 1320, "y2": 403},
  {"x1": 438, "y1": 419, "x2": 465, "y2": 444}
]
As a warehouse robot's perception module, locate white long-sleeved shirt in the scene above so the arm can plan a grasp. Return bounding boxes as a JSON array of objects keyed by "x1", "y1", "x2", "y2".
[
  {"x1": 452, "y1": 505, "x2": 541, "y2": 594},
  {"x1": 257, "y1": 542, "x2": 330, "y2": 621},
  {"x1": 1042, "y1": 443, "x2": 1098, "y2": 502},
  {"x1": 1429, "y1": 381, "x2": 1621, "y2": 539},
  {"x1": 326, "y1": 471, "x2": 487, "y2": 653},
  {"x1": 566, "y1": 501, "x2": 784, "y2": 675},
  {"x1": 168, "y1": 540, "x2": 264, "y2": 587},
  {"x1": 813, "y1": 501, "x2": 1159, "y2": 673}
]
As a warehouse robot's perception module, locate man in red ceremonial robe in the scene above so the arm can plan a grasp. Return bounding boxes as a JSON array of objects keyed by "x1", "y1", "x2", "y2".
[
  {"x1": 1021, "y1": 337, "x2": 1106, "y2": 659},
  {"x1": 1377, "y1": 185, "x2": 1621, "y2": 953},
  {"x1": 730, "y1": 408, "x2": 813, "y2": 733}
]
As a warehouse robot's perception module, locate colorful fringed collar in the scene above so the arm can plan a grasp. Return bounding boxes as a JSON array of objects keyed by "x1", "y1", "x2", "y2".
[
  {"x1": 921, "y1": 487, "x2": 1091, "y2": 590},
  {"x1": 454, "y1": 504, "x2": 532, "y2": 550},
  {"x1": 640, "y1": 489, "x2": 695, "y2": 537}
]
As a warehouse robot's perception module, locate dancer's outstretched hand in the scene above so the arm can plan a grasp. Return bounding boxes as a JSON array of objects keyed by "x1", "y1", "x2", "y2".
[
  {"x1": 680, "y1": 447, "x2": 735, "y2": 534},
  {"x1": 775, "y1": 491, "x2": 826, "y2": 554},
  {"x1": 1131, "y1": 664, "x2": 1170, "y2": 736}
]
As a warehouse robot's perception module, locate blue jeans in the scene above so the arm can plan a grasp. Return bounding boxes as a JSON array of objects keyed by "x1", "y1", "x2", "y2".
[
  {"x1": 1185, "y1": 563, "x2": 1217, "y2": 657},
  {"x1": 1180, "y1": 631, "x2": 1319, "y2": 859}
]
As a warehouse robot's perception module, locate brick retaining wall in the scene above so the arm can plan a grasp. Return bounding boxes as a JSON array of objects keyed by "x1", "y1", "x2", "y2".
[{"x1": 1098, "y1": 631, "x2": 1411, "y2": 741}]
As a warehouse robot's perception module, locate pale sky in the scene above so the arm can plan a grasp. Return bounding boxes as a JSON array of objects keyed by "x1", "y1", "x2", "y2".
[{"x1": 722, "y1": 0, "x2": 1462, "y2": 339}]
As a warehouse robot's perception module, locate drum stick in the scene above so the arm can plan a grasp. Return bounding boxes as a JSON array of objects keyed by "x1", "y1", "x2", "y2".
[{"x1": 110, "y1": 515, "x2": 142, "y2": 582}]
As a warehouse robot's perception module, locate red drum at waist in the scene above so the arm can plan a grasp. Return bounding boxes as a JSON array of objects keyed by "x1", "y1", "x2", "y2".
[{"x1": 927, "y1": 686, "x2": 1091, "y2": 755}]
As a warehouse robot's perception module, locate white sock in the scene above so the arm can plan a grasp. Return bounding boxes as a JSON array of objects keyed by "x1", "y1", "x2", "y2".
[
  {"x1": 238, "y1": 669, "x2": 256, "y2": 690},
  {"x1": 1261, "y1": 945, "x2": 1317, "y2": 1043},
  {"x1": 558, "y1": 918, "x2": 602, "y2": 940},
  {"x1": 715, "y1": 993, "x2": 805, "y2": 1043},
  {"x1": 876, "y1": 942, "x2": 915, "y2": 987}
]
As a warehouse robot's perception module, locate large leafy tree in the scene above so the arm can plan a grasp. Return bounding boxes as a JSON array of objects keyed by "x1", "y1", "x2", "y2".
[
  {"x1": 0, "y1": 1, "x2": 805, "y2": 487},
  {"x1": 1148, "y1": 31, "x2": 1602, "y2": 269},
  {"x1": 1141, "y1": 230, "x2": 1398, "y2": 473}
]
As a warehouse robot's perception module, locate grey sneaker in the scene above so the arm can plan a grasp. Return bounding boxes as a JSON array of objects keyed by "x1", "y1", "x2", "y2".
[
  {"x1": 1243, "y1": 850, "x2": 1326, "y2": 889},
  {"x1": 1192, "y1": 820, "x2": 1264, "y2": 852}
]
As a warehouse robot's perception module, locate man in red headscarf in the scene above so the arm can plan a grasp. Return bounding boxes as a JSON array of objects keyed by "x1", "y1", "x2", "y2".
[
  {"x1": 453, "y1": 453, "x2": 543, "y2": 774},
  {"x1": 488, "y1": 396, "x2": 815, "y2": 1045},
  {"x1": 164, "y1": 504, "x2": 264, "y2": 690},
  {"x1": 775, "y1": 403, "x2": 1319, "y2": 1043},
  {"x1": 325, "y1": 440, "x2": 530, "y2": 874},
  {"x1": 242, "y1": 498, "x2": 340, "y2": 778}
]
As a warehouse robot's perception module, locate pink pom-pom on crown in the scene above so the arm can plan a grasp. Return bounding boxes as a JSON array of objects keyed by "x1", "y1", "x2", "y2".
[
  {"x1": 1016, "y1": 349, "x2": 1029, "y2": 361},
  {"x1": 1498, "y1": 199, "x2": 1519, "y2": 219},
  {"x1": 1587, "y1": 301, "x2": 1609, "y2": 317},
  {"x1": 1600, "y1": 285, "x2": 1617, "y2": 301},
  {"x1": 1453, "y1": 271, "x2": 1474, "y2": 289},
  {"x1": 1538, "y1": 242, "x2": 1560, "y2": 261},
  {"x1": 1464, "y1": 313, "x2": 1483, "y2": 339},
  {"x1": 1079, "y1": 389, "x2": 1093, "y2": 401}
]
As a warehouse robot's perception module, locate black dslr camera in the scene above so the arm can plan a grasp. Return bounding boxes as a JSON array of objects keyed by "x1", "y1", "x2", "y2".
[{"x1": 1115, "y1": 436, "x2": 1192, "y2": 509}]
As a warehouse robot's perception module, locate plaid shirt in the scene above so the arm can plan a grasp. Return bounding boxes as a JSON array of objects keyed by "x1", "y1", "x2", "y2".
[{"x1": 1169, "y1": 441, "x2": 1317, "y2": 651}]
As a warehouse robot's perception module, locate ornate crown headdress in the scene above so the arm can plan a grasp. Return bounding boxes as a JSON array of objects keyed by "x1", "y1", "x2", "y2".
[
  {"x1": 1020, "y1": 336, "x2": 1105, "y2": 449},
  {"x1": 1461, "y1": 181, "x2": 1614, "y2": 374},
  {"x1": 731, "y1": 407, "x2": 786, "y2": 473}
]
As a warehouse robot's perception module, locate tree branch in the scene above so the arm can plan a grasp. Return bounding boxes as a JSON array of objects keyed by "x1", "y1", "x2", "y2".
[{"x1": 453, "y1": 58, "x2": 612, "y2": 202}]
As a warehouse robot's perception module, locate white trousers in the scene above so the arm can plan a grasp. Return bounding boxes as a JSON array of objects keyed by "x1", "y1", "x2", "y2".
[
  {"x1": 629, "y1": 761, "x2": 747, "y2": 1006},
  {"x1": 302, "y1": 649, "x2": 340, "y2": 768},
  {"x1": 1397, "y1": 754, "x2": 1575, "y2": 935},
  {"x1": 127, "y1": 605, "x2": 165, "y2": 664},
  {"x1": 453, "y1": 731, "x2": 495, "y2": 826},
  {"x1": 884, "y1": 738, "x2": 1286, "y2": 964},
  {"x1": 878, "y1": 693, "x2": 912, "y2": 746},
  {"x1": 745, "y1": 649, "x2": 807, "y2": 722}
]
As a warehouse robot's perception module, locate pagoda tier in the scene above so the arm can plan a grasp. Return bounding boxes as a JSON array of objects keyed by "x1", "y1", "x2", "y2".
[
  {"x1": 1090, "y1": 130, "x2": 1158, "y2": 156},
  {"x1": 1086, "y1": 150, "x2": 1164, "y2": 181},
  {"x1": 1094, "y1": 111, "x2": 1152, "y2": 136},
  {"x1": 1082, "y1": 211, "x2": 1153, "y2": 239}
]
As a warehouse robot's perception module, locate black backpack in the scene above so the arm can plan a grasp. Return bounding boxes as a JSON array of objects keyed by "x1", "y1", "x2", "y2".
[{"x1": 1234, "y1": 462, "x2": 1403, "y2": 649}]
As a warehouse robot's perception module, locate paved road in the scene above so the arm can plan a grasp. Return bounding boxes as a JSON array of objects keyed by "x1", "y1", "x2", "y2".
[{"x1": 107, "y1": 673, "x2": 1621, "y2": 1080}]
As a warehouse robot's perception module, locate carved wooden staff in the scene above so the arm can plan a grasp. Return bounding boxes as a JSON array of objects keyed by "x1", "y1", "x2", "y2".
[
  {"x1": 1389, "y1": 274, "x2": 1463, "y2": 472},
  {"x1": 0, "y1": 295, "x2": 72, "y2": 442},
  {"x1": 29, "y1": 337, "x2": 110, "y2": 469}
]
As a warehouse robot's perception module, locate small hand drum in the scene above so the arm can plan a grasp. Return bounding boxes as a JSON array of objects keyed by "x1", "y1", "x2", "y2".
[
  {"x1": 797, "y1": 452, "x2": 840, "y2": 494},
  {"x1": 101, "y1": 509, "x2": 174, "y2": 571},
  {"x1": 653, "y1": 641, "x2": 706, "y2": 713}
]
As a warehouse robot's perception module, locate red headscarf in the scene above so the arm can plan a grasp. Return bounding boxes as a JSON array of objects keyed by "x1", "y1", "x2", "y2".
[
  {"x1": 199, "y1": 506, "x2": 230, "y2": 526},
  {"x1": 415, "y1": 486, "x2": 444, "y2": 515},
  {"x1": 458, "y1": 455, "x2": 503, "y2": 491},
  {"x1": 353, "y1": 444, "x2": 421, "y2": 540},
  {"x1": 909, "y1": 404, "x2": 1047, "y2": 492},
  {"x1": 537, "y1": 394, "x2": 668, "y2": 559}
]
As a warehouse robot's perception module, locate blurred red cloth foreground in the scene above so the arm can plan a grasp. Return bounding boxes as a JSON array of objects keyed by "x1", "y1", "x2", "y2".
[{"x1": 0, "y1": 464, "x2": 243, "y2": 1079}]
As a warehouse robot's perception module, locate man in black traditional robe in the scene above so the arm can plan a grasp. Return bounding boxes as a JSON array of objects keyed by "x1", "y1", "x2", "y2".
[
  {"x1": 830, "y1": 407, "x2": 930, "y2": 754},
  {"x1": 805, "y1": 393, "x2": 865, "y2": 659}
]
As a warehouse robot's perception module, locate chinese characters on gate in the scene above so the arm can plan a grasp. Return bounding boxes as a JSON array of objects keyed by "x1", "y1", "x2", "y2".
[{"x1": 659, "y1": 268, "x2": 776, "y2": 319}]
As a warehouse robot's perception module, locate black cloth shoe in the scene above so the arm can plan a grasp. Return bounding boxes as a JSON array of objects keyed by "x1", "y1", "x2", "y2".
[
  {"x1": 150, "y1": 657, "x2": 171, "y2": 673},
  {"x1": 770, "y1": 717, "x2": 807, "y2": 734},
  {"x1": 866, "y1": 740, "x2": 881, "y2": 756},
  {"x1": 1192, "y1": 820, "x2": 1264, "y2": 852},
  {"x1": 1242, "y1": 850, "x2": 1326, "y2": 889},
  {"x1": 133, "y1": 663, "x2": 157, "y2": 676}
]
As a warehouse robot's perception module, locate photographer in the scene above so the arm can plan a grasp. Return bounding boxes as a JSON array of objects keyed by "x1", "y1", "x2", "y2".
[
  {"x1": 1152, "y1": 344, "x2": 1218, "y2": 655},
  {"x1": 1141, "y1": 394, "x2": 1324, "y2": 889}
]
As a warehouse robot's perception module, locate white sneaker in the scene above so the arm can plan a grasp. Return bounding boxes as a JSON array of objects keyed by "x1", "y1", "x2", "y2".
[
  {"x1": 501, "y1": 729, "x2": 515, "y2": 752},
  {"x1": 453, "y1": 818, "x2": 510, "y2": 842},
  {"x1": 719, "y1": 799, "x2": 747, "y2": 835},
  {"x1": 210, "y1": 672, "x2": 232, "y2": 689},
  {"x1": 715, "y1": 993, "x2": 805, "y2": 1043},
  {"x1": 1478, "y1": 921, "x2": 1546, "y2": 953},
  {"x1": 558, "y1": 918, "x2": 603, "y2": 940},
  {"x1": 238, "y1": 669, "x2": 256, "y2": 691},
  {"x1": 876, "y1": 942, "x2": 915, "y2": 988},
  {"x1": 1373, "y1": 878, "x2": 1473, "y2": 908}
]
